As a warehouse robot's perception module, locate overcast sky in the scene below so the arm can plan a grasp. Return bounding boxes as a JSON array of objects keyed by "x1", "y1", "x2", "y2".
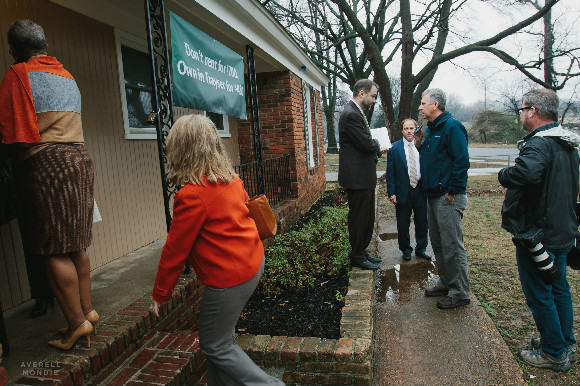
[{"x1": 414, "y1": 0, "x2": 580, "y2": 105}]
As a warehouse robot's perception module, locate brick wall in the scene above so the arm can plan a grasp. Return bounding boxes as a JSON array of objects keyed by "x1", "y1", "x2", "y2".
[
  {"x1": 237, "y1": 71, "x2": 326, "y2": 230},
  {"x1": 11, "y1": 268, "x2": 375, "y2": 386}
]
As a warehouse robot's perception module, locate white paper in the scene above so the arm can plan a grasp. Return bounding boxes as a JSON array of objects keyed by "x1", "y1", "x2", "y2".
[
  {"x1": 370, "y1": 127, "x2": 392, "y2": 150},
  {"x1": 93, "y1": 199, "x2": 102, "y2": 223}
]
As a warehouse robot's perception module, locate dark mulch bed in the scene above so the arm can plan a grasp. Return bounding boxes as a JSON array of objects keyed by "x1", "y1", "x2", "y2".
[
  {"x1": 235, "y1": 190, "x2": 349, "y2": 339},
  {"x1": 236, "y1": 273, "x2": 348, "y2": 339}
]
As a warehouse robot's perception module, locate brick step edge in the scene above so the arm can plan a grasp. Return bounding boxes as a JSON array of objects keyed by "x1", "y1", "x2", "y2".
[
  {"x1": 12, "y1": 274, "x2": 204, "y2": 386},
  {"x1": 93, "y1": 330, "x2": 204, "y2": 386},
  {"x1": 235, "y1": 333, "x2": 372, "y2": 385}
]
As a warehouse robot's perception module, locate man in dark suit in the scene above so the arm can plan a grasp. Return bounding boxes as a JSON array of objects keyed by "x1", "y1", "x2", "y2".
[
  {"x1": 338, "y1": 79, "x2": 388, "y2": 270},
  {"x1": 386, "y1": 119, "x2": 430, "y2": 262}
]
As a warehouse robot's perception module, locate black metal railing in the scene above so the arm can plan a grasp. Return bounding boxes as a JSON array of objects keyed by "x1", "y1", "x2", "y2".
[{"x1": 235, "y1": 154, "x2": 292, "y2": 205}]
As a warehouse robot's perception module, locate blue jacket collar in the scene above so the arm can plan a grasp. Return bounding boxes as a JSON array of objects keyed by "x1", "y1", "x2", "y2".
[{"x1": 427, "y1": 111, "x2": 451, "y2": 130}]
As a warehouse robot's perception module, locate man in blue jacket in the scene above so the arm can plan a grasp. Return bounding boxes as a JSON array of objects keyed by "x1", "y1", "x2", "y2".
[
  {"x1": 386, "y1": 118, "x2": 430, "y2": 262},
  {"x1": 417, "y1": 88, "x2": 470, "y2": 309}
]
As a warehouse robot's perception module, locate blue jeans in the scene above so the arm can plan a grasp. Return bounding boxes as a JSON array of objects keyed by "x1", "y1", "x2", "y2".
[{"x1": 516, "y1": 246, "x2": 576, "y2": 357}]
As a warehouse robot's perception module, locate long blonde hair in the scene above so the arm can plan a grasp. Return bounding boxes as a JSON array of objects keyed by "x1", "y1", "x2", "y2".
[{"x1": 166, "y1": 114, "x2": 235, "y2": 186}]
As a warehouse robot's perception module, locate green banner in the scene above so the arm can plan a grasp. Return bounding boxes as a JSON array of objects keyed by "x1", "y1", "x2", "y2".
[{"x1": 170, "y1": 12, "x2": 246, "y2": 119}]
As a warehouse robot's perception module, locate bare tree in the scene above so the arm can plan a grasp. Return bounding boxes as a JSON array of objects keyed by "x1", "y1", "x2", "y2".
[{"x1": 264, "y1": 0, "x2": 578, "y2": 142}]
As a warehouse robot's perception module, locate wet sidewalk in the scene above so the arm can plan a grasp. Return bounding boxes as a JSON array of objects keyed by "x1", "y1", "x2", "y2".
[{"x1": 371, "y1": 192, "x2": 526, "y2": 385}]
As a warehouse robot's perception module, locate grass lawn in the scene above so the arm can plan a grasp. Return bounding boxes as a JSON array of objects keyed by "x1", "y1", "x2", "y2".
[{"x1": 464, "y1": 176, "x2": 580, "y2": 385}]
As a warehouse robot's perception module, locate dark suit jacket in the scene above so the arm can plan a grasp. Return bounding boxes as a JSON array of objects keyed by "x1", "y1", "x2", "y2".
[
  {"x1": 338, "y1": 100, "x2": 381, "y2": 189},
  {"x1": 386, "y1": 139, "x2": 420, "y2": 206}
]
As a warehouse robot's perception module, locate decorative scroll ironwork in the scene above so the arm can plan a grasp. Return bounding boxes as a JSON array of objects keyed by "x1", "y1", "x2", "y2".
[
  {"x1": 234, "y1": 155, "x2": 292, "y2": 205},
  {"x1": 246, "y1": 45, "x2": 265, "y2": 195},
  {"x1": 145, "y1": 0, "x2": 176, "y2": 232}
]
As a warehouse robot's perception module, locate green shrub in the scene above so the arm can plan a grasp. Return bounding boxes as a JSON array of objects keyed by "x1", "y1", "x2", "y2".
[{"x1": 259, "y1": 203, "x2": 350, "y2": 295}]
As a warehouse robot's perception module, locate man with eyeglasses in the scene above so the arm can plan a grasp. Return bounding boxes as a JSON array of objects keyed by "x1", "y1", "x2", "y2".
[
  {"x1": 416, "y1": 88, "x2": 470, "y2": 310},
  {"x1": 498, "y1": 88, "x2": 579, "y2": 371}
]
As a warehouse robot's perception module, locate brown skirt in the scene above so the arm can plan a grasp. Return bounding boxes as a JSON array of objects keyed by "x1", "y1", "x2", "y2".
[{"x1": 12, "y1": 143, "x2": 94, "y2": 256}]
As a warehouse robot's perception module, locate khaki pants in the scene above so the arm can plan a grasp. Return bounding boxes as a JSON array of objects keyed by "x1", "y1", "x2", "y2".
[{"x1": 427, "y1": 194, "x2": 470, "y2": 299}]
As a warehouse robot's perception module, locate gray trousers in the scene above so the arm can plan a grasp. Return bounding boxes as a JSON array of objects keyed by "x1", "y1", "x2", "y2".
[
  {"x1": 427, "y1": 194, "x2": 470, "y2": 299},
  {"x1": 199, "y1": 257, "x2": 285, "y2": 386}
]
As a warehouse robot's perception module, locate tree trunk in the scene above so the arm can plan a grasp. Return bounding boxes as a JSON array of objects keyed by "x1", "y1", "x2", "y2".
[
  {"x1": 321, "y1": 82, "x2": 339, "y2": 153},
  {"x1": 543, "y1": 7, "x2": 556, "y2": 87},
  {"x1": 397, "y1": 0, "x2": 414, "y2": 140}
]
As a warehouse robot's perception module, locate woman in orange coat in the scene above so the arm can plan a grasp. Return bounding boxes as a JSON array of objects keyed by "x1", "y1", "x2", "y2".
[{"x1": 150, "y1": 115, "x2": 284, "y2": 386}]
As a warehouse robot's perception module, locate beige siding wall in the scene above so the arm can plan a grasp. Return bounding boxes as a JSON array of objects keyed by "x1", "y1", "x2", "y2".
[{"x1": 0, "y1": 0, "x2": 208, "y2": 310}]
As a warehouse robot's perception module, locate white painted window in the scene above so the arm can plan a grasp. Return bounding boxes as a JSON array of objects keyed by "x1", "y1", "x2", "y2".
[
  {"x1": 116, "y1": 30, "x2": 156, "y2": 139},
  {"x1": 303, "y1": 84, "x2": 315, "y2": 169},
  {"x1": 204, "y1": 111, "x2": 231, "y2": 138}
]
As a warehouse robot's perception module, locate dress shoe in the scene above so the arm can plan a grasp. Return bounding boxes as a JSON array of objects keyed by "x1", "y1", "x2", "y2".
[
  {"x1": 402, "y1": 253, "x2": 412, "y2": 261},
  {"x1": 365, "y1": 255, "x2": 382, "y2": 264},
  {"x1": 30, "y1": 298, "x2": 54, "y2": 318},
  {"x1": 436, "y1": 296, "x2": 471, "y2": 309},
  {"x1": 352, "y1": 260, "x2": 379, "y2": 270},
  {"x1": 424, "y1": 286, "x2": 448, "y2": 297},
  {"x1": 49, "y1": 320, "x2": 93, "y2": 350},
  {"x1": 416, "y1": 251, "x2": 432, "y2": 261},
  {"x1": 58, "y1": 309, "x2": 99, "y2": 335}
]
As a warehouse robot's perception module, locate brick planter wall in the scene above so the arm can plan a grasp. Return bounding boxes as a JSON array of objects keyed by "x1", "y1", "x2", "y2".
[
  {"x1": 12, "y1": 268, "x2": 374, "y2": 386},
  {"x1": 235, "y1": 269, "x2": 374, "y2": 386}
]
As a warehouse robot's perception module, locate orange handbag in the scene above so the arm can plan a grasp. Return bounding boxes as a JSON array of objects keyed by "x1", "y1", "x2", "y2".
[{"x1": 246, "y1": 194, "x2": 277, "y2": 239}]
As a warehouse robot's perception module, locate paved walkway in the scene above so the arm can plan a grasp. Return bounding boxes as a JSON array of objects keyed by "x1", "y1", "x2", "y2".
[{"x1": 371, "y1": 192, "x2": 526, "y2": 385}]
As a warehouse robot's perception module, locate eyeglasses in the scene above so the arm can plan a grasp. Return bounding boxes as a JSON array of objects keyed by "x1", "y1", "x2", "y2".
[{"x1": 517, "y1": 106, "x2": 533, "y2": 114}]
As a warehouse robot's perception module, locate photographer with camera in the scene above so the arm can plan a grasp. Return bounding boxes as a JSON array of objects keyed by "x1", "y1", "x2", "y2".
[{"x1": 498, "y1": 88, "x2": 579, "y2": 372}]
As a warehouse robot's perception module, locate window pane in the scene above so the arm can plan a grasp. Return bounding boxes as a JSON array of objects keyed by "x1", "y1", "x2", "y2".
[
  {"x1": 121, "y1": 45, "x2": 153, "y2": 88},
  {"x1": 206, "y1": 111, "x2": 225, "y2": 130},
  {"x1": 121, "y1": 45, "x2": 154, "y2": 128},
  {"x1": 125, "y1": 87, "x2": 153, "y2": 127}
]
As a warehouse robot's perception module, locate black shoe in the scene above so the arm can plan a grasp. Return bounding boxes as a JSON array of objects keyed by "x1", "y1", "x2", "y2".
[
  {"x1": 352, "y1": 260, "x2": 380, "y2": 270},
  {"x1": 424, "y1": 286, "x2": 448, "y2": 297},
  {"x1": 402, "y1": 253, "x2": 412, "y2": 261},
  {"x1": 366, "y1": 256, "x2": 382, "y2": 264},
  {"x1": 416, "y1": 251, "x2": 432, "y2": 261},
  {"x1": 436, "y1": 296, "x2": 471, "y2": 309},
  {"x1": 30, "y1": 298, "x2": 54, "y2": 318}
]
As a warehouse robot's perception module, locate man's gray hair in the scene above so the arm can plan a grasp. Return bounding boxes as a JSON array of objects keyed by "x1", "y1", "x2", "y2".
[
  {"x1": 7, "y1": 20, "x2": 46, "y2": 57},
  {"x1": 523, "y1": 88, "x2": 559, "y2": 121},
  {"x1": 422, "y1": 88, "x2": 446, "y2": 112}
]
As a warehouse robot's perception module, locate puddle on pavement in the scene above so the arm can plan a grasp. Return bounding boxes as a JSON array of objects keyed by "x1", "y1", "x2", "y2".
[
  {"x1": 378, "y1": 232, "x2": 397, "y2": 241},
  {"x1": 375, "y1": 260, "x2": 437, "y2": 304}
]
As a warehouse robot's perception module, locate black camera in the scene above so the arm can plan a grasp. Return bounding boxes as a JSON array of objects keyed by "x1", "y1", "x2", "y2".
[
  {"x1": 512, "y1": 227, "x2": 544, "y2": 249},
  {"x1": 512, "y1": 227, "x2": 561, "y2": 284}
]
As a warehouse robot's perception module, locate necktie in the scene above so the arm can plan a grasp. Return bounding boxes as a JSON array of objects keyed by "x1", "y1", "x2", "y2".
[{"x1": 408, "y1": 142, "x2": 418, "y2": 188}]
